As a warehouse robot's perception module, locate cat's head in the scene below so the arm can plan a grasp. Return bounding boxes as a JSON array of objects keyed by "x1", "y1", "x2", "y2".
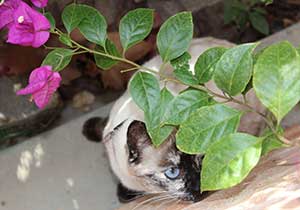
[
  {"x1": 83, "y1": 118, "x2": 206, "y2": 202},
  {"x1": 122, "y1": 120, "x2": 205, "y2": 202}
]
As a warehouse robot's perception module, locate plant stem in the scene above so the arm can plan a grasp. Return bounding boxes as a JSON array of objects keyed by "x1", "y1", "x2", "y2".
[
  {"x1": 70, "y1": 39, "x2": 162, "y2": 75},
  {"x1": 120, "y1": 67, "x2": 139, "y2": 73},
  {"x1": 49, "y1": 28, "x2": 294, "y2": 146},
  {"x1": 72, "y1": 50, "x2": 89, "y2": 55}
]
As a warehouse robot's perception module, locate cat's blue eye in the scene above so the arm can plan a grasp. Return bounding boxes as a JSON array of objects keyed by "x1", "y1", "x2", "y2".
[{"x1": 164, "y1": 167, "x2": 180, "y2": 180}]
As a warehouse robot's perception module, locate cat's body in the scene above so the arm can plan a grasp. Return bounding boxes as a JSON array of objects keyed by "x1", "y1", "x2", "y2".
[{"x1": 85, "y1": 38, "x2": 266, "y2": 203}]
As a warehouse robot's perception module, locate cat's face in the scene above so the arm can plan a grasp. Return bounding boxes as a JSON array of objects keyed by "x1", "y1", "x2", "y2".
[{"x1": 125, "y1": 120, "x2": 205, "y2": 202}]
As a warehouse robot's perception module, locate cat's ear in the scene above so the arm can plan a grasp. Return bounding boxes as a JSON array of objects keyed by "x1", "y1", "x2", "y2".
[
  {"x1": 117, "y1": 183, "x2": 144, "y2": 203},
  {"x1": 82, "y1": 117, "x2": 107, "y2": 142},
  {"x1": 126, "y1": 120, "x2": 152, "y2": 164}
]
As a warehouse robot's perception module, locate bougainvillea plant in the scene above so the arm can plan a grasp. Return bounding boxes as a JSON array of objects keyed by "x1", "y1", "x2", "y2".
[{"x1": 1, "y1": 0, "x2": 300, "y2": 192}]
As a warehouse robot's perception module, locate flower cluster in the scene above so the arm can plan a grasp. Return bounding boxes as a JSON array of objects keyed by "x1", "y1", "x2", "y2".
[
  {"x1": 1, "y1": 0, "x2": 61, "y2": 109},
  {"x1": 17, "y1": 66, "x2": 61, "y2": 108},
  {"x1": 0, "y1": 0, "x2": 50, "y2": 47}
]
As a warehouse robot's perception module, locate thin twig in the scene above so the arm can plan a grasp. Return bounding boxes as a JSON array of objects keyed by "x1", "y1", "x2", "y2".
[
  {"x1": 48, "y1": 27, "x2": 294, "y2": 146},
  {"x1": 120, "y1": 67, "x2": 139, "y2": 73}
]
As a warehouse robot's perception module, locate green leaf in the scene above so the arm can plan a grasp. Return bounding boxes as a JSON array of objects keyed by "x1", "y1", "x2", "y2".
[
  {"x1": 59, "y1": 34, "x2": 73, "y2": 47},
  {"x1": 251, "y1": 0, "x2": 273, "y2": 5},
  {"x1": 260, "y1": 0, "x2": 273, "y2": 5},
  {"x1": 235, "y1": 11, "x2": 248, "y2": 30},
  {"x1": 296, "y1": 46, "x2": 300, "y2": 55},
  {"x1": 224, "y1": 0, "x2": 247, "y2": 24},
  {"x1": 145, "y1": 88, "x2": 174, "y2": 146},
  {"x1": 119, "y1": 8, "x2": 154, "y2": 52},
  {"x1": 45, "y1": 12, "x2": 55, "y2": 31},
  {"x1": 253, "y1": 46, "x2": 266, "y2": 64},
  {"x1": 201, "y1": 133, "x2": 262, "y2": 191},
  {"x1": 176, "y1": 104, "x2": 242, "y2": 154},
  {"x1": 242, "y1": 77, "x2": 253, "y2": 95},
  {"x1": 253, "y1": 7, "x2": 267, "y2": 15},
  {"x1": 253, "y1": 41, "x2": 300, "y2": 122},
  {"x1": 261, "y1": 132, "x2": 285, "y2": 156},
  {"x1": 157, "y1": 12, "x2": 193, "y2": 62},
  {"x1": 170, "y1": 52, "x2": 198, "y2": 85},
  {"x1": 77, "y1": 4, "x2": 107, "y2": 47},
  {"x1": 129, "y1": 72, "x2": 160, "y2": 112},
  {"x1": 42, "y1": 48, "x2": 73, "y2": 71},
  {"x1": 195, "y1": 47, "x2": 227, "y2": 83},
  {"x1": 163, "y1": 89, "x2": 211, "y2": 125},
  {"x1": 94, "y1": 39, "x2": 121, "y2": 70},
  {"x1": 249, "y1": 11, "x2": 269, "y2": 35},
  {"x1": 213, "y1": 43, "x2": 258, "y2": 96},
  {"x1": 62, "y1": 3, "x2": 81, "y2": 34}
]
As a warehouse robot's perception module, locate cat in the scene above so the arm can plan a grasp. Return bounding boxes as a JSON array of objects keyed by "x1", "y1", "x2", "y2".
[{"x1": 83, "y1": 37, "x2": 266, "y2": 203}]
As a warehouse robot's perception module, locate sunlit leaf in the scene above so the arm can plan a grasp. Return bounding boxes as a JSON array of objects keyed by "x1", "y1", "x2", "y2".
[
  {"x1": 176, "y1": 104, "x2": 242, "y2": 154},
  {"x1": 157, "y1": 12, "x2": 193, "y2": 62},
  {"x1": 201, "y1": 133, "x2": 262, "y2": 191},
  {"x1": 119, "y1": 8, "x2": 153, "y2": 52},
  {"x1": 213, "y1": 43, "x2": 258, "y2": 96},
  {"x1": 253, "y1": 41, "x2": 300, "y2": 122},
  {"x1": 129, "y1": 72, "x2": 160, "y2": 112}
]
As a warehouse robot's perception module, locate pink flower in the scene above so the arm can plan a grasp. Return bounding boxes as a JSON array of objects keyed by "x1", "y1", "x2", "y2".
[
  {"x1": 31, "y1": 0, "x2": 48, "y2": 8},
  {"x1": 17, "y1": 66, "x2": 61, "y2": 109},
  {"x1": 6, "y1": 1, "x2": 50, "y2": 48},
  {"x1": 0, "y1": 0, "x2": 21, "y2": 29}
]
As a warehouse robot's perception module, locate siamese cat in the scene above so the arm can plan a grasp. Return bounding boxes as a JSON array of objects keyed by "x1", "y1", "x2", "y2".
[{"x1": 83, "y1": 38, "x2": 265, "y2": 203}]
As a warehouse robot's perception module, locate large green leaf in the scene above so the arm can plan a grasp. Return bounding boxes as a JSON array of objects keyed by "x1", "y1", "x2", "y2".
[
  {"x1": 119, "y1": 8, "x2": 153, "y2": 53},
  {"x1": 145, "y1": 88, "x2": 174, "y2": 146},
  {"x1": 163, "y1": 89, "x2": 211, "y2": 125},
  {"x1": 201, "y1": 133, "x2": 262, "y2": 191},
  {"x1": 94, "y1": 39, "x2": 121, "y2": 70},
  {"x1": 129, "y1": 72, "x2": 160, "y2": 112},
  {"x1": 253, "y1": 41, "x2": 300, "y2": 122},
  {"x1": 249, "y1": 11, "x2": 269, "y2": 35},
  {"x1": 213, "y1": 43, "x2": 258, "y2": 96},
  {"x1": 62, "y1": 3, "x2": 82, "y2": 34},
  {"x1": 77, "y1": 4, "x2": 107, "y2": 47},
  {"x1": 171, "y1": 52, "x2": 198, "y2": 85},
  {"x1": 157, "y1": 12, "x2": 193, "y2": 62},
  {"x1": 42, "y1": 48, "x2": 73, "y2": 71},
  {"x1": 176, "y1": 104, "x2": 242, "y2": 154},
  {"x1": 195, "y1": 47, "x2": 227, "y2": 83}
]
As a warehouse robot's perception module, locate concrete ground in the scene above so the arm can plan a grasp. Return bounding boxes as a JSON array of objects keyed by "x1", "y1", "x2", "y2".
[
  {"x1": 0, "y1": 23, "x2": 300, "y2": 210},
  {"x1": 0, "y1": 103, "x2": 120, "y2": 210}
]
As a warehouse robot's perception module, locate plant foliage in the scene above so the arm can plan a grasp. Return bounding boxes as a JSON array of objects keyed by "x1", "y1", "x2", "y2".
[
  {"x1": 35, "y1": 3, "x2": 300, "y2": 192},
  {"x1": 224, "y1": 0, "x2": 271, "y2": 35}
]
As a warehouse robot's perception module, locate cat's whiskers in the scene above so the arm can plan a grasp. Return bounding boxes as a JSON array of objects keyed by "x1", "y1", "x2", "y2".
[
  {"x1": 147, "y1": 196, "x2": 177, "y2": 210},
  {"x1": 173, "y1": 198, "x2": 183, "y2": 210},
  {"x1": 154, "y1": 197, "x2": 178, "y2": 210},
  {"x1": 131, "y1": 193, "x2": 173, "y2": 210},
  {"x1": 125, "y1": 189, "x2": 169, "y2": 197}
]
